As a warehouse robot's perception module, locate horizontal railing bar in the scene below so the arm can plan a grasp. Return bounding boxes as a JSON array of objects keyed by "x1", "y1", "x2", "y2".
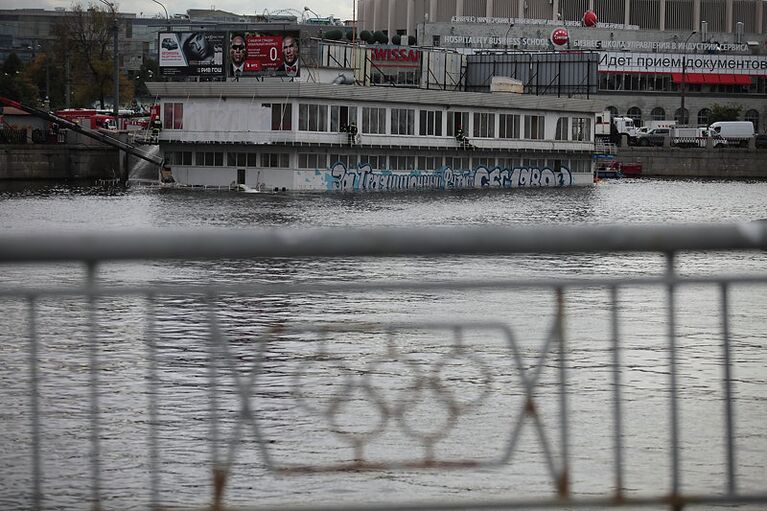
[
  {"x1": 170, "y1": 492, "x2": 767, "y2": 511},
  {"x1": 0, "y1": 222, "x2": 765, "y2": 263},
  {"x1": 1, "y1": 273, "x2": 765, "y2": 299}
]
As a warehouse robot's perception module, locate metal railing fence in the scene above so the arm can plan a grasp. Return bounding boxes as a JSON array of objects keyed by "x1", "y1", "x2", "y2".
[{"x1": 0, "y1": 223, "x2": 766, "y2": 511}]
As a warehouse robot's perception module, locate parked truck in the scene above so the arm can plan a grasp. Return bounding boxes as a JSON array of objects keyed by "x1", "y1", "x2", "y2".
[
  {"x1": 708, "y1": 121, "x2": 754, "y2": 147},
  {"x1": 595, "y1": 111, "x2": 637, "y2": 146},
  {"x1": 637, "y1": 119, "x2": 676, "y2": 136}
]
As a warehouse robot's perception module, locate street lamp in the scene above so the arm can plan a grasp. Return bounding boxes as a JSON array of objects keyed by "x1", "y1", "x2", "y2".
[
  {"x1": 151, "y1": 0, "x2": 168, "y2": 20},
  {"x1": 304, "y1": 6, "x2": 321, "y2": 22},
  {"x1": 679, "y1": 30, "x2": 696, "y2": 125},
  {"x1": 504, "y1": 22, "x2": 514, "y2": 51},
  {"x1": 99, "y1": 0, "x2": 119, "y2": 123}
]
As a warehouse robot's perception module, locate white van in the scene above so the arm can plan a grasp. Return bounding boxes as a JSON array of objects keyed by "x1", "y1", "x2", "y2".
[{"x1": 708, "y1": 121, "x2": 754, "y2": 147}]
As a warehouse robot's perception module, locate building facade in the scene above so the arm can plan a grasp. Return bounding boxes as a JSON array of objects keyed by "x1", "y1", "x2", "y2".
[
  {"x1": 354, "y1": 0, "x2": 767, "y2": 131},
  {"x1": 357, "y1": 0, "x2": 767, "y2": 37}
]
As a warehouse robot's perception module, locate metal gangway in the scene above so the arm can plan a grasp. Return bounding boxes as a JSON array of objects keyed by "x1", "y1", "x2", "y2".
[{"x1": 0, "y1": 223, "x2": 766, "y2": 511}]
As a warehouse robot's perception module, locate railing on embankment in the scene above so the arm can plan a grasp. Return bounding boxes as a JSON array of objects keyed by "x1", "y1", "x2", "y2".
[
  {"x1": 616, "y1": 147, "x2": 767, "y2": 178},
  {"x1": 0, "y1": 224, "x2": 766, "y2": 511}
]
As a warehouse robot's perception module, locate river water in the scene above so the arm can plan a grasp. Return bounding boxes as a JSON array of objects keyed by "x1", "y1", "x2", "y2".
[{"x1": 0, "y1": 178, "x2": 765, "y2": 511}]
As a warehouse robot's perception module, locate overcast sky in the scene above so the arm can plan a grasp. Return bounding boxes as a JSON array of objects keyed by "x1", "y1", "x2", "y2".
[{"x1": 7, "y1": 0, "x2": 354, "y2": 21}]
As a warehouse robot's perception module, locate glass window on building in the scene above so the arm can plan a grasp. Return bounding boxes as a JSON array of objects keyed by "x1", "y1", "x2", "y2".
[
  {"x1": 697, "y1": 108, "x2": 712, "y2": 127},
  {"x1": 271, "y1": 104, "x2": 292, "y2": 130},
  {"x1": 524, "y1": 115, "x2": 545, "y2": 140},
  {"x1": 298, "y1": 104, "x2": 329, "y2": 132},
  {"x1": 674, "y1": 108, "x2": 690, "y2": 125},
  {"x1": 447, "y1": 111, "x2": 470, "y2": 137},
  {"x1": 472, "y1": 112, "x2": 495, "y2": 138},
  {"x1": 445, "y1": 156, "x2": 470, "y2": 170},
  {"x1": 499, "y1": 114, "x2": 520, "y2": 139},
  {"x1": 391, "y1": 108, "x2": 415, "y2": 135},
  {"x1": 362, "y1": 107, "x2": 387, "y2": 134},
  {"x1": 627, "y1": 107, "x2": 642, "y2": 127},
  {"x1": 744, "y1": 109, "x2": 759, "y2": 132},
  {"x1": 651, "y1": 107, "x2": 666, "y2": 121},
  {"x1": 555, "y1": 117, "x2": 569, "y2": 141},
  {"x1": 419, "y1": 110, "x2": 443, "y2": 136},
  {"x1": 607, "y1": 106, "x2": 619, "y2": 117}
]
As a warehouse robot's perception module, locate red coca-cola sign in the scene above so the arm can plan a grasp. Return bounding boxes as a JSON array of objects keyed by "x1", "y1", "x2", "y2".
[{"x1": 550, "y1": 28, "x2": 569, "y2": 47}]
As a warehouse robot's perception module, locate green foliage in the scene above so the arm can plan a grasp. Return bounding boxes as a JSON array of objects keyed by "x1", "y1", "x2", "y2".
[
  {"x1": 391, "y1": 34, "x2": 401, "y2": 45},
  {"x1": 373, "y1": 31, "x2": 388, "y2": 44},
  {"x1": 0, "y1": 53, "x2": 38, "y2": 105},
  {"x1": 408, "y1": 35, "x2": 416, "y2": 45},
  {"x1": 708, "y1": 103, "x2": 742, "y2": 123},
  {"x1": 324, "y1": 29, "x2": 343, "y2": 40},
  {"x1": 50, "y1": 4, "x2": 125, "y2": 109},
  {"x1": 359, "y1": 30, "x2": 373, "y2": 43},
  {"x1": 345, "y1": 30, "x2": 355, "y2": 41}
]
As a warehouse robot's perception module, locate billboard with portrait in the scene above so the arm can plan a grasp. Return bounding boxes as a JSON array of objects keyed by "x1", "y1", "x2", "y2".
[
  {"x1": 158, "y1": 32, "x2": 225, "y2": 77},
  {"x1": 227, "y1": 31, "x2": 301, "y2": 79}
]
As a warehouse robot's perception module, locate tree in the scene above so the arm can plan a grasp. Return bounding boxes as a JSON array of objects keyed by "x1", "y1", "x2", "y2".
[
  {"x1": 391, "y1": 34, "x2": 401, "y2": 45},
  {"x1": 373, "y1": 31, "x2": 388, "y2": 44},
  {"x1": 359, "y1": 30, "x2": 373, "y2": 43},
  {"x1": 324, "y1": 29, "x2": 343, "y2": 40},
  {"x1": 0, "y1": 53, "x2": 38, "y2": 105},
  {"x1": 51, "y1": 4, "x2": 128, "y2": 109},
  {"x1": 708, "y1": 103, "x2": 742, "y2": 123}
]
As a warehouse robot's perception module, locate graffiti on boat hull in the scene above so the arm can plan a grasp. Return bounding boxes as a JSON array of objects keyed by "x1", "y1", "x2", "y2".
[{"x1": 323, "y1": 163, "x2": 573, "y2": 192}]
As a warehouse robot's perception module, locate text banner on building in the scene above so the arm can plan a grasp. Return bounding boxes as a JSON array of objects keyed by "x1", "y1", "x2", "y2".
[
  {"x1": 598, "y1": 51, "x2": 767, "y2": 74},
  {"x1": 158, "y1": 32, "x2": 225, "y2": 77}
]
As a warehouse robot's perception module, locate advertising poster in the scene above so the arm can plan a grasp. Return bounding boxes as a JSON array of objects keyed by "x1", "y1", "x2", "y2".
[
  {"x1": 158, "y1": 32, "x2": 225, "y2": 77},
  {"x1": 228, "y1": 31, "x2": 301, "y2": 79}
]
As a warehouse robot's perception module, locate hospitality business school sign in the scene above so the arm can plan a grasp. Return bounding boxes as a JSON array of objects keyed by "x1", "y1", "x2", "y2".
[{"x1": 159, "y1": 31, "x2": 301, "y2": 78}]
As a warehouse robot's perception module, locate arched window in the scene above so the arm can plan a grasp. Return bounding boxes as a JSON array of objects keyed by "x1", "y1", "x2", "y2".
[
  {"x1": 627, "y1": 107, "x2": 642, "y2": 127},
  {"x1": 651, "y1": 107, "x2": 666, "y2": 120},
  {"x1": 674, "y1": 108, "x2": 689, "y2": 125},
  {"x1": 697, "y1": 108, "x2": 712, "y2": 126},
  {"x1": 744, "y1": 109, "x2": 759, "y2": 132},
  {"x1": 606, "y1": 106, "x2": 619, "y2": 117}
]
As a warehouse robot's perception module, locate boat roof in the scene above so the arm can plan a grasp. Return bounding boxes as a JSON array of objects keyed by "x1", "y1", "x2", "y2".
[{"x1": 146, "y1": 82, "x2": 601, "y2": 115}]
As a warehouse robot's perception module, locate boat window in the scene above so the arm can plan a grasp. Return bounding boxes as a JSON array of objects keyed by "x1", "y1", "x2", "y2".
[
  {"x1": 447, "y1": 111, "x2": 469, "y2": 137},
  {"x1": 298, "y1": 104, "x2": 329, "y2": 132},
  {"x1": 499, "y1": 114, "x2": 521, "y2": 139},
  {"x1": 524, "y1": 115, "x2": 545, "y2": 140},
  {"x1": 298, "y1": 153, "x2": 327, "y2": 169},
  {"x1": 163, "y1": 102, "x2": 183, "y2": 130},
  {"x1": 271, "y1": 104, "x2": 292, "y2": 131},
  {"x1": 391, "y1": 108, "x2": 415, "y2": 136},
  {"x1": 417, "y1": 156, "x2": 442, "y2": 170},
  {"x1": 330, "y1": 106, "x2": 358, "y2": 132},
  {"x1": 362, "y1": 107, "x2": 387, "y2": 134},
  {"x1": 571, "y1": 117, "x2": 592, "y2": 141},
  {"x1": 359, "y1": 154, "x2": 387, "y2": 170},
  {"x1": 261, "y1": 153, "x2": 290, "y2": 168},
  {"x1": 472, "y1": 112, "x2": 495, "y2": 138},
  {"x1": 418, "y1": 110, "x2": 443, "y2": 136}
]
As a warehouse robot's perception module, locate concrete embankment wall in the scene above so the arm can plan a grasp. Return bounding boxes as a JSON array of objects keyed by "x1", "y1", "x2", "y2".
[
  {"x1": 1, "y1": 145, "x2": 120, "y2": 181},
  {"x1": 616, "y1": 148, "x2": 767, "y2": 179}
]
